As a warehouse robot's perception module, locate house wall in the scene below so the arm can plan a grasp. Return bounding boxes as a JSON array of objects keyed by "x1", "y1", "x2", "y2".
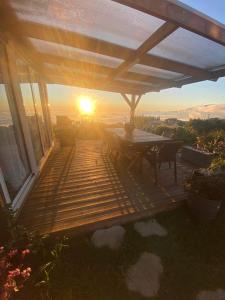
[{"x1": 0, "y1": 37, "x2": 54, "y2": 211}]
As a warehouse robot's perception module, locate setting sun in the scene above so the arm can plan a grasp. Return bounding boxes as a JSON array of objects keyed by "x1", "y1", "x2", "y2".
[{"x1": 79, "y1": 96, "x2": 95, "y2": 115}]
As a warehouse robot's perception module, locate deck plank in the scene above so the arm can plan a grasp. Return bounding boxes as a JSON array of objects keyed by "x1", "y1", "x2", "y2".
[{"x1": 18, "y1": 139, "x2": 192, "y2": 235}]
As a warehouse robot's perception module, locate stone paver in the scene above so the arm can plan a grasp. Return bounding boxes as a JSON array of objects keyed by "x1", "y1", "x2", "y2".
[
  {"x1": 91, "y1": 225, "x2": 125, "y2": 250},
  {"x1": 134, "y1": 219, "x2": 167, "y2": 237},
  {"x1": 197, "y1": 289, "x2": 225, "y2": 300},
  {"x1": 126, "y1": 252, "x2": 163, "y2": 298}
]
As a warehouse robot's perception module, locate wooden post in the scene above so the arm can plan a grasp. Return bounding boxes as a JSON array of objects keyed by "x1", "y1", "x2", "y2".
[
  {"x1": 130, "y1": 94, "x2": 135, "y2": 125},
  {"x1": 121, "y1": 94, "x2": 142, "y2": 124}
]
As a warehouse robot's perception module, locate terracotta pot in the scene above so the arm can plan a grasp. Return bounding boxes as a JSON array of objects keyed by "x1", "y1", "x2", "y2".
[{"x1": 186, "y1": 193, "x2": 222, "y2": 222}]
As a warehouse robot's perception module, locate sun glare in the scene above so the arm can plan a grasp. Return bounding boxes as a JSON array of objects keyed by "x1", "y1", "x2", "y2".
[{"x1": 79, "y1": 96, "x2": 95, "y2": 115}]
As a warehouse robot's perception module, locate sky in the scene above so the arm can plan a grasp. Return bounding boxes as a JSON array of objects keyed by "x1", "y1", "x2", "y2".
[{"x1": 47, "y1": 0, "x2": 225, "y2": 117}]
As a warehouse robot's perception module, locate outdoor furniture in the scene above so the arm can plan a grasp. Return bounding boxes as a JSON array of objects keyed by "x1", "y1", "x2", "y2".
[
  {"x1": 103, "y1": 131, "x2": 138, "y2": 170},
  {"x1": 145, "y1": 141, "x2": 183, "y2": 184},
  {"x1": 57, "y1": 126, "x2": 77, "y2": 147},
  {"x1": 106, "y1": 128, "x2": 171, "y2": 173}
]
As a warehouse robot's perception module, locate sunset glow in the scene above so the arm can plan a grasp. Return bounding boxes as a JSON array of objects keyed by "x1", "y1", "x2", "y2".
[{"x1": 79, "y1": 96, "x2": 95, "y2": 115}]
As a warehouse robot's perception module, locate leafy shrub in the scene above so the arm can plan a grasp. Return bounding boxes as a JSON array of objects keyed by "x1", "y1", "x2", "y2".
[
  {"x1": 153, "y1": 125, "x2": 176, "y2": 138},
  {"x1": 174, "y1": 126, "x2": 197, "y2": 145},
  {"x1": 196, "y1": 130, "x2": 225, "y2": 155},
  {"x1": 0, "y1": 246, "x2": 31, "y2": 299},
  {"x1": 189, "y1": 118, "x2": 225, "y2": 135},
  {"x1": 0, "y1": 206, "x2": 68, "y2": 300},
  {"x1": 185, "y1": 169, "x2": 225, "y2": 201},
  {"x1": 210, "y1": 157, "x2": 225, "y2": 173}
]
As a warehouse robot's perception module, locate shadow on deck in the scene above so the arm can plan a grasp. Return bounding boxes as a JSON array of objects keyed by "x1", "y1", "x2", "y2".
[{"x1": 18, "y1": 139, "x2": 193, "y2": 235}]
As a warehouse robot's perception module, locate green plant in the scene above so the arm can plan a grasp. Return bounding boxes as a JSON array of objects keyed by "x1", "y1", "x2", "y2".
[
  {"x1": 185, "y1": 168, "x2": 225, "y2": 201},
  {"x1": 195, "y1": 130, "x2": 225, "y2": 155},
  {"x1": 0, "y1": 206, "x2": 69, "y2": 300},
  {"x1": 35, "y1": 236, "x2": 68, "y2": 288},
  {"x1": 174, "y1": 126, "x2": 197, "y2": 145},
  {"x1": 210, "y1": 157, "x2": 225, "y2": 173},
  {"x1": 189, "y1": 118, "x2": 225, "y2": 135},
  {"x1": 0, "y1": 246, "x2": 31, "y2": 300}
]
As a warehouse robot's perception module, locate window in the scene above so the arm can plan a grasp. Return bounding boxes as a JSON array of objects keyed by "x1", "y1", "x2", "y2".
[
  {"x1": 16, "y1": 59, "x2": 44, "y2": 163},
  {"x1": 0, "y1": 47, "x2": 31, "y2": 200},
  {"x1": 29, "y1": 71, "x2": 51, "y2": 152}
]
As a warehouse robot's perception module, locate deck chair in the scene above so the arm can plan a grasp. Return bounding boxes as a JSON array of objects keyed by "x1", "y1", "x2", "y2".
[
  {"x1": 109, "y1": 139, "x2": 143, "y2": 172},
  {"x1": 145, "y1": 140, "x2": 183, "y2": 184}
]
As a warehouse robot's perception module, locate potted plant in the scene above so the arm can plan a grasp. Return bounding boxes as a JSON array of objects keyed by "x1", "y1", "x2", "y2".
[
  {"x1": 185, "y1": 156, "x2": 225, "y2": 222},
  {"x1": 181, "y1": 130, "x2": 225, "y2": 168}
]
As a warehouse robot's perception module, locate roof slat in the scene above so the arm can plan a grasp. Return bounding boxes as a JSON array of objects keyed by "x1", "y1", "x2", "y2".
[
  {"x1": 44, "y1": 69, "x2": 151, "y2": 94},
  {"x1": 109, "y1": 22, "x2": 178, "y2": 80},
  {"x1": 18, "y1": 21, "x2": 209, "y2": 78},
  {"x1": 40, "y1": 53, "x2": 172, "y2": 87},
  {"x1": 112, "y1": 0, "x2": 225, "y2": 47}
]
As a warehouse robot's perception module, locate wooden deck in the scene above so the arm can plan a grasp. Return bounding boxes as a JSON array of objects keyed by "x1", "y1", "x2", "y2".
[{"x1": 18, "y1": 139, "x2": 193, "y2": 235}]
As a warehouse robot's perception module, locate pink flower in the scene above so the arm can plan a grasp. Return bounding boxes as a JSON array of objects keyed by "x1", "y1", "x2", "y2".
[
  {"x1": 21, "y1": 249, "x2": 30, "y2": 258},
  {"x1": 21, "y1": 267, "x2": 31, "y2": 278},
  {"x1": 8, "y1": 268, "x2": 21, "y2": 279},
  {"x1": 7, "y1": 249, "x2": 18, "y2": 258}
]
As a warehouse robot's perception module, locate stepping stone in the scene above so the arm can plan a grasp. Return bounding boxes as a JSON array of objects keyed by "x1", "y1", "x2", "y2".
[
  {"x1": 126, "y1": 252, "x2": 163, "y2": 298},
  {"x1": 91, "y1": 225, "x2": 125, "y2": 250},
  {"x1": 197, "y1": 289, "x2": 225, "y2": 300},
  {"x1": 134, "y1": 219, "x2": 167, "y2": 237}
]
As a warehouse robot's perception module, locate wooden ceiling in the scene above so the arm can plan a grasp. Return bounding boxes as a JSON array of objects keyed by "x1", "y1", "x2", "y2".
[{"x1": 1, "y1": 0, "x2": 225, "y2": 95}]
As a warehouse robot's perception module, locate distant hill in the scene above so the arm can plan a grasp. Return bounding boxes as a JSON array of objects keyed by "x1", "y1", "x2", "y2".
[
  {"x1": 179, "y1": 104, "x2": 225, "y2": 120},
  {"x1": 142, "y1": 104, "x2": 225, "y2": 120}
]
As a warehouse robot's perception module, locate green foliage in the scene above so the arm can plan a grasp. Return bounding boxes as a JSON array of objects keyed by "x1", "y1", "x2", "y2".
[
  {"x1": 196, "y1": 130, "x2": 225, "y2": 154},
  {"x1": 175, "y1": 126, "x2": 197, "y2": 144},
  {"x1": 153, "y1": 125, "x2": 175, "y2": 137},
  {"x1": 189, "y1": 118, "x2": 225, "y2": 135},
  {"x1": 210, "y1": 156, "x2": 225, "y2": 173},
  {"x1": 185, "y1": 169, "x2": 225, "y2": 201},
  {"x1": 33, "y1": 236, "x2": 68, "y2": 299},
  {"x1": 0, "y1": 206, "x2": 69, "y2": 300}
]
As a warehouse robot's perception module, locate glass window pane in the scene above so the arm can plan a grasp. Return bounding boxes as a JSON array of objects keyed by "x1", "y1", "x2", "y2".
[
  {"x1": 17, "y1": 60, "x2": 44, "y2": 163},
  {"x1": 31, "y1": 79, "x2": 51, "y2": 151},
  {"x1": 10, "y1": 0, "x2": 165, "y2": 49},
  {"x1": 0, "y1": 54, "x2": 31, "y2": 200}
]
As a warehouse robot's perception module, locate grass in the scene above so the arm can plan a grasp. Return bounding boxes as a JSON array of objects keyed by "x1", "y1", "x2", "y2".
[{"x1": 18, "y1": 205, "x2": 225, "y2": 300}]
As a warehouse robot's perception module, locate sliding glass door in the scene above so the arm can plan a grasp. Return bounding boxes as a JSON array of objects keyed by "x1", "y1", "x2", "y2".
[
  {"x1": 0, "y1": 42, "x2": 53, "y2": 206},
  {"x1": 16, "y1": 59, "x2": 52, "y2": 165},
  {"x1": 30, "y1": 71, "x2": 51, "y2": 152},
  {"x1": 0, "y1": 48, "x2": 31, "y2": 200}
]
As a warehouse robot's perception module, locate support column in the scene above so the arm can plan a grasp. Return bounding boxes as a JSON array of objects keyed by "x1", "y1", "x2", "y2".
[{"x1": 121, "y1": 94, "x2": 142, "y2": 124}]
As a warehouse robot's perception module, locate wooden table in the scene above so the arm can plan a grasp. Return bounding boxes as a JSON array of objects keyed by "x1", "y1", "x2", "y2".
[
  {"x1": 106, "y1": 128, "x2": 171, "y2": 171},
  {"x1": 106, "y1": 128, "x2": 171, "y2": 146}
]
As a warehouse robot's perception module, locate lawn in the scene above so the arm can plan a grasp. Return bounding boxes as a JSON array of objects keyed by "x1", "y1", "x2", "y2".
[{"x1": 17, "y1": 205, "x2": 225, "y2": 300}]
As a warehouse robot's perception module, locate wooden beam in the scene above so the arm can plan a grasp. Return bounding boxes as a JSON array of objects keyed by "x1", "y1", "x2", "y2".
[
  {"x1": 18, "y1": 21, "x2": 209, "y2": 78},
  {"x1": 175, "y1": 67, "x2": 225, "y2": 87},
  {"x1": 47, "y1": 77, "x2": 146, "y2": 94},
  {"x1": 121, "y1": 93, "x2": 132, "y2": 106},
  {"x1": 113, "y1": 0, "x2": 225, "y2": 46},
  {"x1": 39, "y1": 53, "x2": 172, "y2": 87},
  {"x1": 144, "y1": 66, "x2": 225, "y2": 92},
  {"x1": 109, "y1": 22, "x2": 178, "y2": 80},
  {"x1": 121, "y1": 94, "x2": 142, "y2": 124},
  {"x1": 134, "y1": 94, "x2": 142, "y2": 110},
  {"x1": 43, "y1": 68, "x2": 150, "y2": 94}
]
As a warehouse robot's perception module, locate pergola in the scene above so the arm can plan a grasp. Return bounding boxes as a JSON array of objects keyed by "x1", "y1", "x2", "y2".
[{"x1": 1, "y1": 0, "x2": 225, "y2": 121}]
